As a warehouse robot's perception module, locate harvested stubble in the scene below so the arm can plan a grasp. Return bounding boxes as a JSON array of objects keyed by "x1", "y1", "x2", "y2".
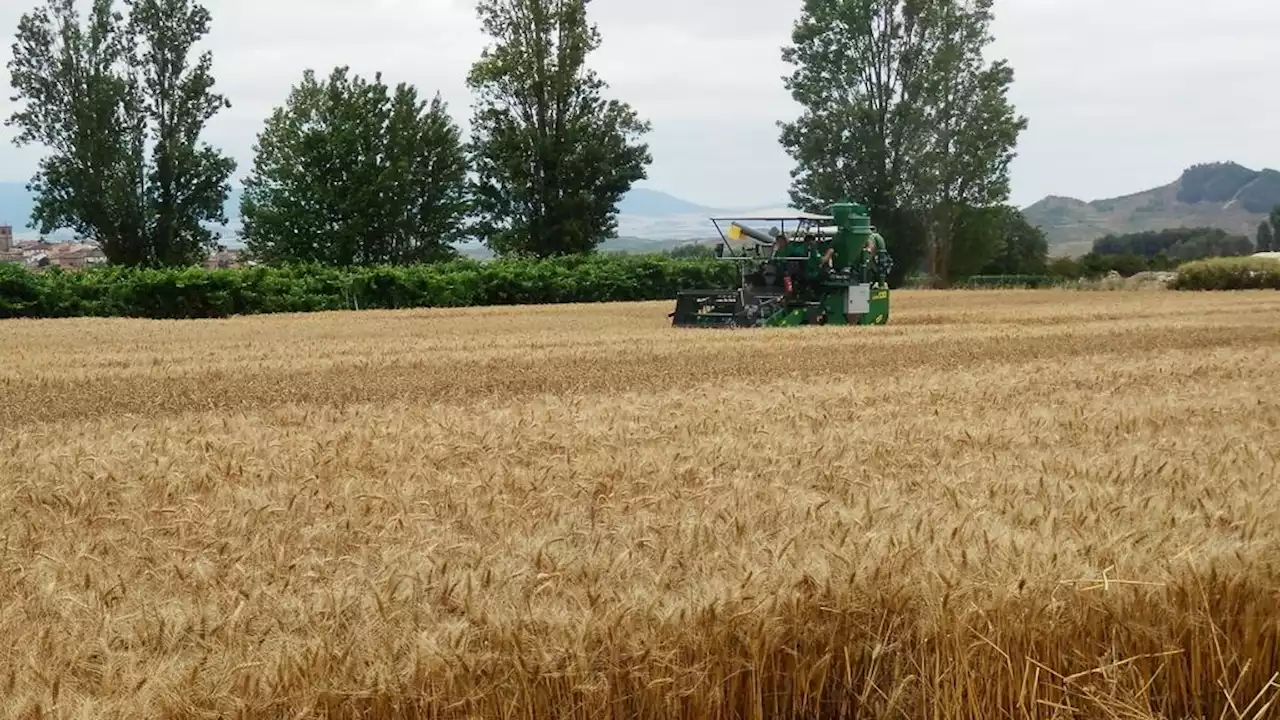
[{"x1": 2, "y1": 289, "x2": 1280, "y2": 719}]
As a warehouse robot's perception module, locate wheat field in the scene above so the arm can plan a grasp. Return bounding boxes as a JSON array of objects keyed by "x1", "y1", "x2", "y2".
[{"x1": 2, "y1": 289, "x2": 1280, "y2": 719}]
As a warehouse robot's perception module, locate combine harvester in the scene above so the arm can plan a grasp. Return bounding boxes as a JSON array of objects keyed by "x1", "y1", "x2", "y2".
[{"x1": 670, "y1": 202, "x2": 894, "y2": 327}]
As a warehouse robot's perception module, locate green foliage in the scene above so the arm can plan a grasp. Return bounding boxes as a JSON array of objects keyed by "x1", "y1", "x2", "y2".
[
  {"x1": 6, "y1": 0, "x2": 235, "y2": 267},
  {"x1": 1256, "y1": 220, "x2": 1274, "y2": 252},
  {"x1": 664, "y1": 242, "x2": 716, "y2": 259},
  {"x1": 778, "y1": 0, "x2": 1026, "y2": 287},
  {"x1": 465, "y1": 0, "x2": 651, "y2": 258},
  {"x1": 1235, "y1": 170, "x2": 1280, "y2": 214},
  {"x1": 1044, "y1": 251, "x2": 1179, "y2": 280},
  {"x1": 944, "y1": 204, "x2": 1048, "y2": 281},
  {"x1": 1078, "y1": 252, "x2": 1150, "y2": 277},
  {"x1": 914, "y1": 204, "x2": 1048, "y2": 284},
  {"x1": 978, "y1": 207, "x2": 1049, "y2": 276},
  {"x1": 238, "y1": 66, "x2": 469, "y2": 266},
  {"x1": 1046, "y1": 256, "x2": 1082, "y2": 279},
  {"x1": 873, "y1": 209, "x2": 928, "y2": 287},
  {"x1": 947, "y1": 206, "x2": 1005, "y2": 281},
  {"x1": 911, "y1": 1, "x2": 1027, "y2": 284},
  {"x1": 0, "y1": 255, "x2": 739, "y2": 319},
  {"x1": 957, "y1": 274, "x2": 1061, "y2": 289},
  {"x1": 1176, "y1": 162, "x2": 1260, "y2": 205},
  {"x1": 1171, "y1": 256, "x2": 1280, "y2": 290},
  {"x1": 1091, "y1": 227, "x2": 1254, "y2": 262}
]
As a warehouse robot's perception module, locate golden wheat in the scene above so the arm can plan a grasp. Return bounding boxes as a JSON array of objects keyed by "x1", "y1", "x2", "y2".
[{"x1": 2, "y1": 289, "x2": 1280, "y2": 719}]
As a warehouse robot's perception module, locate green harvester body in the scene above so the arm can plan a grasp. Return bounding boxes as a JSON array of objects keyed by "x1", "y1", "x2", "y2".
[{"x1": 670, "y1": 202, "x2": 893, "y2": 328}]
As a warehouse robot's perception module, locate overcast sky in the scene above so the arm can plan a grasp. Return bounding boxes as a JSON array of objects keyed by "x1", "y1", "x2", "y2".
[{"x1": 0, "y1": 0, "x2": 1276, "y2": 209}]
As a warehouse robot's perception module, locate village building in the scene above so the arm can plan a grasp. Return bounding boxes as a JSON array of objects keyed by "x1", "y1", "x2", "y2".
[{"x1": 0, "y1": 224, "x2": 245, "y2": 270}]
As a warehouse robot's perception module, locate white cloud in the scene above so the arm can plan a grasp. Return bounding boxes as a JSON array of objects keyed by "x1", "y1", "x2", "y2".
[{"x1": 0, "y1": 0, "x2": 1277, "y2": 210}]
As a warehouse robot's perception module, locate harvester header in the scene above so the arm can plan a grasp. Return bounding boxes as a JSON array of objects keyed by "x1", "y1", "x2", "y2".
[{"x1": 670, "y1": 202, "x2": 893, "y2": 327}]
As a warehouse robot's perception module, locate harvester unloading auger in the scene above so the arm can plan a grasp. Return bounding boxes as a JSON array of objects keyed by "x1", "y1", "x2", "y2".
[{"x1": 670, "y1": 202, "x2": 894, "y2": 327}]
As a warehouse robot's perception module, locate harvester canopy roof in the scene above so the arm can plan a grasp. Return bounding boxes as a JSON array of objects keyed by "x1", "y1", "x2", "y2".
[{"x1": 709, "y1": 210, "x2": 835, "y2": 222}]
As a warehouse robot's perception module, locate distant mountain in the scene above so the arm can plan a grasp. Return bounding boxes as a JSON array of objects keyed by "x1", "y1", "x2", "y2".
[
  {"x1": 1023, "y1": 162, "x2": 1280, "y2": 256},
  {"x1": 617, "y1": 188, "x2": 717, "y2": 217}
]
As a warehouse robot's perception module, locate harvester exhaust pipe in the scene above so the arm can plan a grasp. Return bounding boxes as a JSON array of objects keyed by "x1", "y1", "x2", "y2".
[{"x1": 727, "y1": 222, "x2": 776, "y2": 245}]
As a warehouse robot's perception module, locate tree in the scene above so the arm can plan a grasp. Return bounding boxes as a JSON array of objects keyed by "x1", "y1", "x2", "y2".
[
  {"x1": 238, "y1": 67, "x2": 469, "y2": 266},
  {"x1": 976, "y1": 206, "x2": 1048, "y2": 276},
  {"x1": 1093, "y1": 227, "x2": 1253, "y2": 261},
  {"x1": 6, "y1": 0, "x2": 235, "y2": 267},
  {"x1": 911, "y1": 0, "x2": 1027, "y2": 286},
  {"x1": 666, "y1": 242, "x2": 716, "y2": 259},
  {"x1": 1046, "y1": 255, "x2": 1081, "y2": 279},
  {"x1": 947, "y1": 205, "x2": 1004, "y2": 280},
  {"x1": 778, "y1": 0, "x2": 1026, "y2": 286},
  {"x1": 465, "y1": 0, "x2": 652, "y2": 258},
  {"x1": 1257, "y1": 207, "x2": 1280, "y2": 252},
  {"x1": 1079, "y1": 252, "x2": 1148, "y2": 278}
]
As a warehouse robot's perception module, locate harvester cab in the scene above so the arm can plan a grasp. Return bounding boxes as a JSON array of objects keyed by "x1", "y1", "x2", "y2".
[{"x1": 670, "y1": 202, "x2": 893, "y2": 328}]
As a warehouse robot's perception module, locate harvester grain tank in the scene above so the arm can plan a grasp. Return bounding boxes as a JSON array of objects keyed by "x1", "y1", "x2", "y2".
[{"x1": 670, "y1": 202, "x2": 893, "y2": 327}]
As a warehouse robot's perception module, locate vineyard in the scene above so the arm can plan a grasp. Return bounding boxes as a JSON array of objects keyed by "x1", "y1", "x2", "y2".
[{"x1": 2, "y1": 289, "x2": 1280, "y2": 719}]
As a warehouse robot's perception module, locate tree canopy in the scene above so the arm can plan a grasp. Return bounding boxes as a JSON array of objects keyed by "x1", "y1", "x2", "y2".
[
  {"x1": 1091, "y1": 227, "x2": 1254, "y2": 262},
  {"x1": 238, "y1": 66, "x2": 470, "y2": 266},
  {"x1": 1255, "y1": 220, "x2": 1273, "y2": 253},
  {"x1": 778, "y1": 0, "x2": 1026, "y2": 286},
  {"x1": 6, "y1": 0, "x2": 236, "y2": 267},
  {"x1": 465, "y1": 0, "x2": 652, "y2": 258},
  {"x1": 973, "y1": 206, "x2": 1049, "y2": 276}
]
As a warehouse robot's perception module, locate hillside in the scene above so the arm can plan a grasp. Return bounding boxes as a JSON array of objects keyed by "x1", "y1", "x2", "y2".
[{"x1": 1024, "y1": 162, "x2": 1280, "y2": 256}]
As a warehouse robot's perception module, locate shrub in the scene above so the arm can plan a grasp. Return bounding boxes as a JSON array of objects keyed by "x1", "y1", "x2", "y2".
[
  {"x1": 1046, "y1": 256, "x2": 1082, "y2": 279},
  {"x1": 0, "y1": 255, "x2": 741, "y2": 319},
  {"x1": 1079, "y1": 252, "x2": 1150, "y2": 277},
  {"x1": 957, "y1": 274, "x2": 1062, "y2": 289},
  {"x1": 1170, "y1": 256, "x2": 1280, "y2": 290}
]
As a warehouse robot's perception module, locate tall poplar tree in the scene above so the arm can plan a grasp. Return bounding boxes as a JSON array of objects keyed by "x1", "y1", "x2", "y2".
[
  {"x1": 779, "y1": 0, "x2": 1026, "y2": 285},
  {"x1": 465, "y1": 0, "x2": 651, "y2": 258},
  {"x1": 6, "y1": 0, "x2": 235, "y2": 266}
]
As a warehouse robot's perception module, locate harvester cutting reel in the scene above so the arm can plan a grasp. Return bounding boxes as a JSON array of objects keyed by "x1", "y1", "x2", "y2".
[{"x1": 670, "y1": 202, "x2": 893, "y2": 328}]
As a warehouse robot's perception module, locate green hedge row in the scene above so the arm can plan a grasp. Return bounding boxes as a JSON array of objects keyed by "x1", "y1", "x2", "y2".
[
  {"x1": 0, "y1": 255, "x2": 741, "y2": 319},
  {"x1": 1170, "y1": 256, "x2": 1280, "y2": 290},
  {"x1": 956, "y1": 274, "x2": 1065, "y2": 289}
]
